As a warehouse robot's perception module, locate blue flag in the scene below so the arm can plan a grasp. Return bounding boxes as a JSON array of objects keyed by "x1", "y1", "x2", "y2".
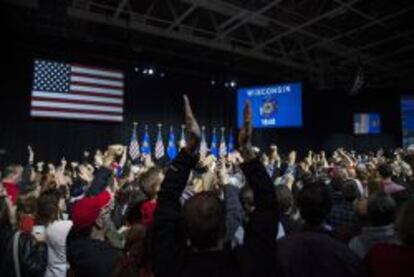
[
  {"x1": 167, "y1": 126, "x2": 178, "y2": 160},
  {"x1": 210, "y1": 128, "x2": 218, "y2": 158},
  {"x1": 227, "y1": 130, "x2": 235, "y2": 154},
  {"x1": 141, "y1": 125, "x2": 151, "y2": 155}
]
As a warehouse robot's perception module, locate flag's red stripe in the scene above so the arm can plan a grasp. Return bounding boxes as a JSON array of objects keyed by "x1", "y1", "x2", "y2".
[
  {"x1": 70, "y1": 81, "x2": 124, "y2": 90},
  {"x1": 31, "y1": 106, "x2": 123, "y2": 115},
  {"x1": 71, "y1": 63, "x2": 122, "y2": 74},
  {"x1": 69, "y1": 90, "x2": 123, "y2": 99},
  {"x1": 31, "y1": 97, "x2": 123, "y2": 108},
  {"x1": 71, "y1": 72, "x2": 123, "y2": 82}
]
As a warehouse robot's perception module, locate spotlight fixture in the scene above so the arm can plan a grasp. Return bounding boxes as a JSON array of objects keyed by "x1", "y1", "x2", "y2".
[
  {"x1": 148, "y1": 68, "x2": 154, "y2": 75},
  {"x1": 230, "y1": 81, "x2": 237, "y2": 88}
]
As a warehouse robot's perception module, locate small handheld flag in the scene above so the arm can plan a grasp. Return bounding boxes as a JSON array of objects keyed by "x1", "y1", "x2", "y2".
[
  {"x1": 167, "y1": 126, "x2": 178, "y2": 160},
  {"x1": 141, "y1": 125, "x2": 151, "y2": 155},
  {"x1": 210, "y1": 128, "x2": 218, "y2": 158},
  {"x1": 129, "y1": 122, "x2": 140, "y2": 161},
  {"x1": 219, "y1": 127, "x2": 227, "y2": 158},
  {"x1": 155, "y1": 123, "x2": 165, "y2": 160}
]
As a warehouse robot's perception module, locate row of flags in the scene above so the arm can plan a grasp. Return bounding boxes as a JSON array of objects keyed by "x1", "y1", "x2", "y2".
[{"x1": 129, "y1": 124, "x2": 235, "y2": 160}]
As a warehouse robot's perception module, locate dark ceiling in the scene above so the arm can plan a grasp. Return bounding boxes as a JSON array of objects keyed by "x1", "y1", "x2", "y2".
[{"x1": 3, "y1": 0, "x2": 414, "y2": 89}]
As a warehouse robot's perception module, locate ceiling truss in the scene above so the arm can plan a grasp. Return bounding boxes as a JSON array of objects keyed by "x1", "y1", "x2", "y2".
[{"x1": 4, "y1": 0, "x2": 414, "y2": 87}]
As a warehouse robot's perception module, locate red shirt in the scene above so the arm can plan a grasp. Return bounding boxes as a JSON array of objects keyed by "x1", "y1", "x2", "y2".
[
  {"x1": 362, "y1": 243, "x2": 414, "y2": 277},
  {"x1": 3, "y1": 181, "x2": 20, "y2": 204},
  {"x1": 140, "y1": 200, "x2": 157, "y2": 228}
]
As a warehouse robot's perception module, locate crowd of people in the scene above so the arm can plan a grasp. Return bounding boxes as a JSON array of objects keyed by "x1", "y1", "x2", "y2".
[{"x1": 1, "y1": 96, "x2": 414, "y2": 277}]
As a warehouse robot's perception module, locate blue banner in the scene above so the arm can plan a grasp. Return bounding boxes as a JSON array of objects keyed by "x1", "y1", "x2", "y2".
[{"x1": 237, "y1": 82, "x2": 303, "y2": 128}]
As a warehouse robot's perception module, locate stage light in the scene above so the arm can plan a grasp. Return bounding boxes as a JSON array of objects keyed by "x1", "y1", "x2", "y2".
[
  {"x1": 134, "y1": 67, "x2": 139, "y2": 72},
  {"x1": 142, "y1": 69, "x2": 148, "y2": 74},
  {"x1": 148, "y1": 68, "x2": 154, "y2": 75},
  {"x1": 224, "y1": 82, "x2": 229, "y2": 87},
  {"x1": 230, "y1": 81, "x2": 237, "y2": 88},
  {"x1": 160, "y1": 72, "x2": 165, "y2": 78},
  {"x1": 211, "y1": 80, "x2": 216, "y2": 85}
]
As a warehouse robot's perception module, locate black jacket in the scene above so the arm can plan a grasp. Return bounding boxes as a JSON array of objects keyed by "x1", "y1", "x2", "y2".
[
  {"x1": 152, "y1": 151, "x2": 279, "y2": 277},
  {"x1": 276, "y1": 231, "x2": 360, "y2": 277},
  {"x1": 66, "y1": 227, "x2": 121, "y2": 277},
  {"x1": 0, "y1": 225, "x2": 48, "y2": 277}
]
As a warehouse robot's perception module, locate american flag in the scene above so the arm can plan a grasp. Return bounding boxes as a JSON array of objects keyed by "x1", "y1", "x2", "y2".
[
  {"x1": 129, "y1": 124, "x2": 140, "y2": 160},
  {"x1": 31, "y1": 59, "x2": 124, "y2": 122},
  {"x1": 155, "y1": 125, "x2": 165, "y2": 160}
]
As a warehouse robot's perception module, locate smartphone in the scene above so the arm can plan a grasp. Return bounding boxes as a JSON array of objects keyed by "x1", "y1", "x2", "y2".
[{"x1": 32, "y1": 225, "x2": 46, "y2": 236}]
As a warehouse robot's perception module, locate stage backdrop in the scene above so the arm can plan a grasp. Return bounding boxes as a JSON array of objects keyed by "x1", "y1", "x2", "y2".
[
  {"x1": 0, "y1": 45, "x2": 407, "y2": 163},
  {"x1": 1, "y1": 53, "x2": 235, "y2": 162}
]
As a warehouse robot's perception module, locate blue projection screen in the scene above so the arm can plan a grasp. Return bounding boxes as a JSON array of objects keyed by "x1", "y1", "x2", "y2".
[
  {"x1": 353, "y1": 113, "x2": 381, "y2": 135},
  {"x1": 401, "y1": 96, "x2": 414, "y2": 147},
  {"x1": 237, "y1": 82, "x2": 303, "y2": 128}
]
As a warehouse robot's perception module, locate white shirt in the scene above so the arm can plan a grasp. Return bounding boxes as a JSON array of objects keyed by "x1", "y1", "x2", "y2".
[{"x1": 45, "y1": 220, "x2": 73, "y2": 277}]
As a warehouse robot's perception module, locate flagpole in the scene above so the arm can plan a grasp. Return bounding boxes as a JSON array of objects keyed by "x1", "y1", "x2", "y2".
[{"x1": 132, "y1": 121, "x2": 138, "y2": 139}]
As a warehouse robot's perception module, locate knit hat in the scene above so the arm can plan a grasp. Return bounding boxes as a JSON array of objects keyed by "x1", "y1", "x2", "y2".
[{"x1": 72, "y1": 190, "x2": 112, "y2": 230}]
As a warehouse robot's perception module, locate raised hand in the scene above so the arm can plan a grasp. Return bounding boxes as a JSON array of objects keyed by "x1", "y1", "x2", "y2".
[
  {"x1": 61, "y1": 157, "x2": 67, "y2": 168},
  {"x1": 288, "y1": 150, "x2": 297, "y2": 166},
  {"x1": 183, "y1": 95, "x2": 201, "y2": 154},
  {"x1": 238, "y1": 100, "x2": 256, "y2": 161},
  {"x1": 103, "y1": 146, "x2": 118, "y2": 168},
  {"x1": 28, "y1": 145, "x2": 34, "y2": 164},
  {"x1": 94, "y1": 150, "x2": 104, "y2": 167},
  {"x1": 48, "y1": 163, "x2": 56, "y2": 175},
  {"x1": 36, "y1": 161, "x2": 44, "y2": 172},
  {"x1": 107, "y1": 144, "x2": 124, "y2": 157},
  {"x1": 305, "y1": 150, "x2": 313, "y2": 165},
  {"x1": 118, "y1": 146, "x2": 128, "y2": 168},
  {"x1": 217, "y1": 158, "x2": 230, "y2": 186},
  {"x1": 78, "y1": 164, "x2": 94, "y2": 184}
]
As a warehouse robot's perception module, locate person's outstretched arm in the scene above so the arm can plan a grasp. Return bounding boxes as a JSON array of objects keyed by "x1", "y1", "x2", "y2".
[
  {"x1": 152, "y1": 95, "x2": 201, "y2": 277},
  {"x1": 152, "y1": 150, "x2": 198, "y2": 276},
  {"x1": 19, "y1": 146, "x2": 34, "y2": 193},
  {"x1": 240, "y1": 159, "x2": 278, "y2": 273},
  {"x1": 238, "y1": 101, "x2": 279, "y2": 276}
]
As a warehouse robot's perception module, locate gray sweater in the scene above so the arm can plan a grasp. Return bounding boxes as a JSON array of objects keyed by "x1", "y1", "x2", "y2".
[{"x1": 349, "y1": 224, "x2": 397, "y2": 258}]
